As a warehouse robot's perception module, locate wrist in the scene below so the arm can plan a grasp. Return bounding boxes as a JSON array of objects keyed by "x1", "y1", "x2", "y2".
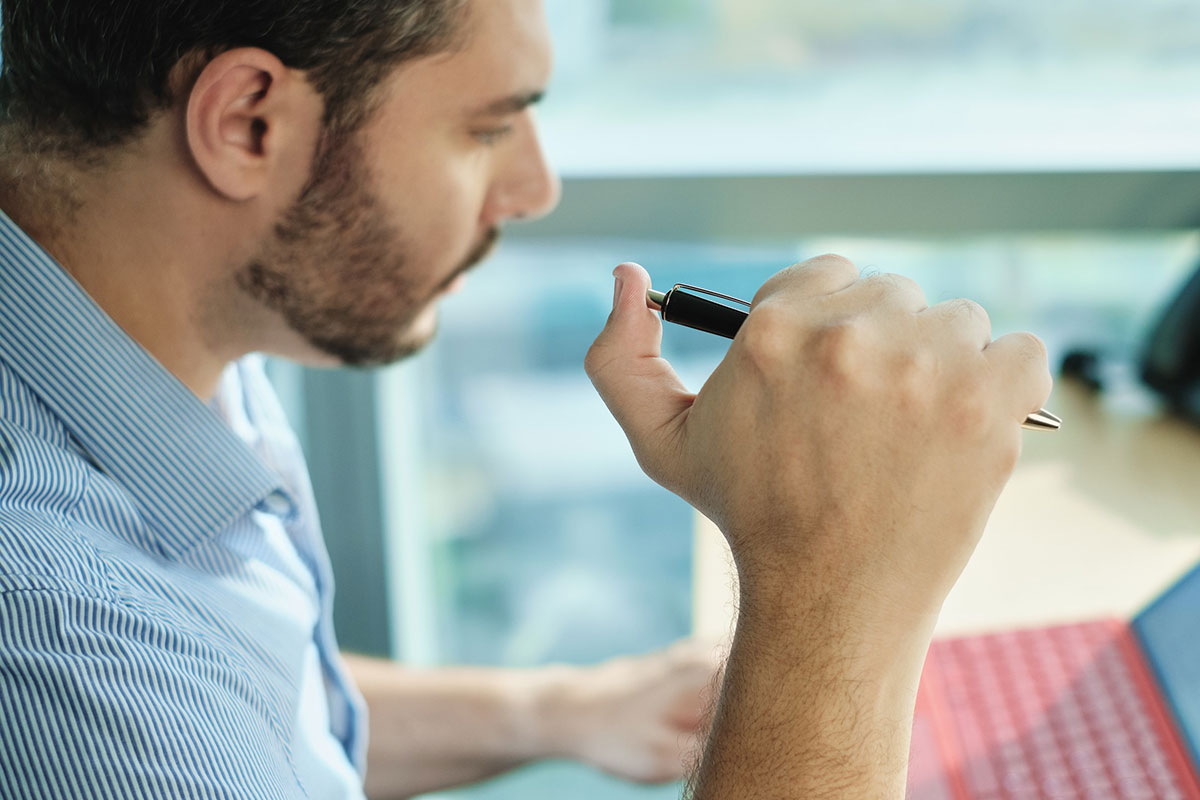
[
  {"x1": 730, "y1": 522, "x2": 947, "y2": 644},
  {"x1": 520, "y1": 664, "x2": 586, "y2": 762},
  {"x1": 734, "y1": 562, "x2": 940, "y2": 676}
]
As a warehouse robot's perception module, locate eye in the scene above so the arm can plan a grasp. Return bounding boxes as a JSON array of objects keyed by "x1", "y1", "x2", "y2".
[{"x1": 473, "y1": 125, "x2": 515, "y2": 146}]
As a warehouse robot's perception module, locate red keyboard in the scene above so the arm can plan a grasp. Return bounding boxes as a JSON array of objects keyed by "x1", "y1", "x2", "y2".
[{"x1": 908, "y1": 620, "x2": 1200, "y2": 799}]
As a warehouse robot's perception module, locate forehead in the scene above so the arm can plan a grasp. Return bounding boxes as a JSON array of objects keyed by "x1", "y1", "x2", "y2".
[{"x1": 378, "y1": 0, "x2": 552, "y2": 115}]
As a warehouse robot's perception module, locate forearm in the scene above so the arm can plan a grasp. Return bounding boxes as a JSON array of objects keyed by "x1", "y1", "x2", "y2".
[
  {"x1": 690, "y1": 580, "x2": 936, "y2": 799},
  {"x1": 345, "y1": 655, "x2": 571, "y2": 800},
  {"x1": 589, "y1": 258, "x2": 1048, "y2": 797}
]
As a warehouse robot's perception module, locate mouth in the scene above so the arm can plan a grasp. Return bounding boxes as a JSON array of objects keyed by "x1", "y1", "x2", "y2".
[
  {"x1": 442, "y1": 273, "x2": 470, "y2": 295},
  {"x1": 436, "y1": 227, "x2": 501, "y2": 294}
]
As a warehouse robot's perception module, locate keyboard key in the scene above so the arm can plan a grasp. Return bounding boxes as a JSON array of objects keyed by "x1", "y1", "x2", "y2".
[{"x1": 909, "y1": 620, "x2": 1200, "y2": 800}]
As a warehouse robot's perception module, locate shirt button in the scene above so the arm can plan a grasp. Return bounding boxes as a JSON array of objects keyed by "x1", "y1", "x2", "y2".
[{"x1": 258, "y1": 490, "x2": 297, "y2": 518}]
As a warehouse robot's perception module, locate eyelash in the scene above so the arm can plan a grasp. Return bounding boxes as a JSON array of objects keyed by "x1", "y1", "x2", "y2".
[{"x1": 473, "y1": 125, "x2": 515, "y2": 146}]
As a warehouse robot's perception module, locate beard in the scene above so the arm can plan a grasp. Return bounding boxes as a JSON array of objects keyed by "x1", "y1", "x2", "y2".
[{"x1": 236, "y1": 132, "x2": 498, "y2": 367}]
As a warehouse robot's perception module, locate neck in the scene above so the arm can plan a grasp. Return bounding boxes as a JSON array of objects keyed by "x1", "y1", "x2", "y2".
[{"x1": 0, "y1": 142, "x2": 267, "y2": 400}]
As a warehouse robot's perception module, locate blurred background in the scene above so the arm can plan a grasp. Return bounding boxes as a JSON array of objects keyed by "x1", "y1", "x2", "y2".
[{"x1": 270, "y1": 1, "x2": 1200, "y2": 797}]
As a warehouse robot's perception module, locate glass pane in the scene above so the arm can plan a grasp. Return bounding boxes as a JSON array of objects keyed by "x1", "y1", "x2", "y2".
[
  {"x1": 410, "y1": 231, "x2": 1198, "y2": 800},
  {"x1": 543, "y1": 0, "x2": 1200, "y2": 174}
]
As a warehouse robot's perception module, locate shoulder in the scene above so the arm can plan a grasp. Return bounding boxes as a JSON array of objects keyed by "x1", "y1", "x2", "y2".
[
  {"x1": 0, "y1": 358, "x2": 79, "y2": 447},
  {"x1": 0, "y1": 372, "x2": 132, "y2": 590},
  {"x1": 0, "y1": 362, "x2": 92, "y2": 515},
  {"x1": 0, "y1": 587, "x2": 303, "y2": 799},
  {"x1": 0, "y1": 406, "x2": 105, "y2": 588},
  {"x1": 0, "y1": 368, "x2": 105, "y2": 586}
]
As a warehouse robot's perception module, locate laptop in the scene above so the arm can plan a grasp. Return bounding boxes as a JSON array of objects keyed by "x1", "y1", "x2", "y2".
[{"x1": 907, "y1": 563, "x2": 1200, "y2": 799}]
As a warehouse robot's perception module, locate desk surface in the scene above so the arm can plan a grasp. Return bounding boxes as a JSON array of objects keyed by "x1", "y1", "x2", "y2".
[{"x1": 693, "y1": 380, "x2": 1200, "y2": 641}]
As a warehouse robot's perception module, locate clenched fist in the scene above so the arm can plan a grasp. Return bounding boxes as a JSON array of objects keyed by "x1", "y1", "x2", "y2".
[
  {"x1": 587, "y1": 257, "x2": 1050, "y2": 629},
  {"x1": 586, "y1": 257, "x2": 1052, "y2": 798},
  {"x1": 544, "y1": 639, "x2": 722, "y2": 784}
]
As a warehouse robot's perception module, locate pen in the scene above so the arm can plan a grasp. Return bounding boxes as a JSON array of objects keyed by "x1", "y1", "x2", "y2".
[{"x1": 646, "y1": 283, "x2": 1062, "y2": 432}]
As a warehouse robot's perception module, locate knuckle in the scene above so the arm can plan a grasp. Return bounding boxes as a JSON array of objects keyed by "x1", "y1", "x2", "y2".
[
  {"x1": 947, "y1": 298, "x2": 992, "y2": 333},
  {"x1": 738, "y1": 303, "x2": 797, "y2": 374},
  {"x1": 806, "y1": 252, "x2": 859, "y2": 276},
  {"x1": 893, "y1": 350, "x2": 938, "y2": 412},
  {"x1": 753, "y1": 254, "x2": 859, "y2": 304},
  {"x1": 1016, "y1": 331, "x2": 1049, "y2": 366},
  {"x1": 866, "y1": 271, "x2": 914, "y2": 293},
  {"x1": 808, "y1": 319, "x2": 866, "y2": 386},
  {"x1": 806, "y1": 253, "x2": 861, "y2": 290},
  {"x1": 1016, "y1": 333, "x2": 1053, "y2": 397},
  {"x1": 992, "y1": 331, "x2": 1053, "y2": 405},
  {"x1": 862, "y1": 272, "x2": 927, "y2": 308}
]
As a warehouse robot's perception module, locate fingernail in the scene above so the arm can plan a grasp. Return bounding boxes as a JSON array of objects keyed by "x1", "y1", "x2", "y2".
[{"x1": 613, "y1": 274, "x2": 625, "y2": 309}]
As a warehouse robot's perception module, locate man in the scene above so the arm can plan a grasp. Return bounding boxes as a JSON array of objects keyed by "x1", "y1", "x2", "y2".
[
  {"x1": 0, "y1": 2, "x2": 716, "y2": 798},
  {"x1": 0, "y1": 2, "x2": 1051, "y2": 800}
]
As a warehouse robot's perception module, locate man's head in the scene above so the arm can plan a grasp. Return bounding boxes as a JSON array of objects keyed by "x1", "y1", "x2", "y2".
[
  {"x1": 0, "y1": 0, "x2": 560, "y2": 369},
  {"x1": 0, "y1": 0, "x2": 468, "y2": 155}
]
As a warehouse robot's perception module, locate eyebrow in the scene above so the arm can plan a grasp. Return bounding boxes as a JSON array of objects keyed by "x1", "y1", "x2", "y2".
[{"x1": 473, "y1": 90, "x2": 546, "y2": 117}]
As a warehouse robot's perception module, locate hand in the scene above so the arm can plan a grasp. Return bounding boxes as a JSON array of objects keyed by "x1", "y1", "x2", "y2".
[
  {"x1": 586, "y1": 258, "x2": 1052, "y2": 635},
  {"x1": 541, "y1": 639, "x2": 722, "y2": 784}
]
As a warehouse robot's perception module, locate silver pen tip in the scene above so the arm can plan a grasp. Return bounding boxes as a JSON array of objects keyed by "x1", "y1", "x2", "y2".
[
  {"x1": 1022, "y1": 408, "x2": 1062, "y2": 431},
  {"x1": 646, "y1": 289, "x2": 667, "y2": 311}
]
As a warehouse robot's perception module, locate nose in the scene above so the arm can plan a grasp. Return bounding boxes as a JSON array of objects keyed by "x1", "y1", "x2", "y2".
[{"x1": 483, "y1": 115, "x2": 561, "y2": 225}]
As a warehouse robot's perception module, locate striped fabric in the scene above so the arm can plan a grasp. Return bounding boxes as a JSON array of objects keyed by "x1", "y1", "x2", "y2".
[{"x1": 0, "y1": 210, "x2": 368, "y2": 799}]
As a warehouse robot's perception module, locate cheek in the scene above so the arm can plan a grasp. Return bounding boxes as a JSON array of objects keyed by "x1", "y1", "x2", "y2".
[{"x1": 382, "y1": 162, "x2": 490, "y2": 269}]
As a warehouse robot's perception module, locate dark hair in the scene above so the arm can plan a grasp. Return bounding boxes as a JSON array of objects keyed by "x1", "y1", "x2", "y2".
[{"x1": 0, "y1": 0, "x2": 467, "y2": 157}]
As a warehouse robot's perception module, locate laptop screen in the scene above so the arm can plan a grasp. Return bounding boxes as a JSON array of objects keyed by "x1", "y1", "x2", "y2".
[{"x1": 1133, "y1": 562, "x2": 1200, "y2": 769}]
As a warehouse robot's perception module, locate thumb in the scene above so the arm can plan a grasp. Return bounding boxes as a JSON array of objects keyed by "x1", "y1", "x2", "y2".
[{"x1": 585, "y1": 263, "x2": 695, "y2": 483}]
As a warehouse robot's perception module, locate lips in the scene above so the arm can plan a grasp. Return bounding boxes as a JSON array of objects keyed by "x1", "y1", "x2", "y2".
[{"x1": 443, "y1": 273, "x2": 469, "y2": 295}]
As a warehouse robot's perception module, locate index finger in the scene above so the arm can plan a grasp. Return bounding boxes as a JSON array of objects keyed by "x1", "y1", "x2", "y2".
[
  {"x1": 984, "y1": 332, "x2": 1054, "y2": 425},
  {"x1": 751, "y1": 254, "x2": 861, "y2": 307}
]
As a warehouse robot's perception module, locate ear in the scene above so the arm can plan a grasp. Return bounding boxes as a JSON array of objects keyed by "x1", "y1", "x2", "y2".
[{"x1": 185, "y1": 48, "x2": 321, "y2": 202}]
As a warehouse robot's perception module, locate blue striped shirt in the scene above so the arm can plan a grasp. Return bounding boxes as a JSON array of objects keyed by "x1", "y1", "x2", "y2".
[{"x1": 0, "y1": 210, "x2": 368, "y2": 798}]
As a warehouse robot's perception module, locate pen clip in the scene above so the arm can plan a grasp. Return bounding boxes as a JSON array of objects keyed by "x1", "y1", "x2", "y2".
[
  {"x1": 655, "y1": 283, "x2": 752, "y2": 340},
  {"x1": 672, "y1": 284, "x2": 752, "y2": 310}
]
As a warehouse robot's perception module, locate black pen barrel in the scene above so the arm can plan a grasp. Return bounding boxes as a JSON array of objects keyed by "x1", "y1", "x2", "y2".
[{"x1": 661, "y1": 287, "x2": 748, "y2": 339}]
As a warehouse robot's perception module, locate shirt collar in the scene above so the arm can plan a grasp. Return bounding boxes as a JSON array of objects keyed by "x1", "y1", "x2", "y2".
[{"x1": 0, "y1": 209, "x2": 283, "y2": 558}]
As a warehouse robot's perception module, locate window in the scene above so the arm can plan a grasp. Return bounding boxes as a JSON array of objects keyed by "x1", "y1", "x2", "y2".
[{"x1": 544, "y1": 0, "x2": 1200, "y2": 175}]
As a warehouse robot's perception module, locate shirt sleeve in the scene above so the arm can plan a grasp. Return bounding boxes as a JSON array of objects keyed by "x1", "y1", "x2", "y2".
[{"x1": 0, "y1": 587, "x2": 306, "y2": 800}]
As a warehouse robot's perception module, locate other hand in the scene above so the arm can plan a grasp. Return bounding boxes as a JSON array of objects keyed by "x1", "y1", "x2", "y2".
[{"x1": 542, "y1": 639, "x2": 722, "y2": 784}]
